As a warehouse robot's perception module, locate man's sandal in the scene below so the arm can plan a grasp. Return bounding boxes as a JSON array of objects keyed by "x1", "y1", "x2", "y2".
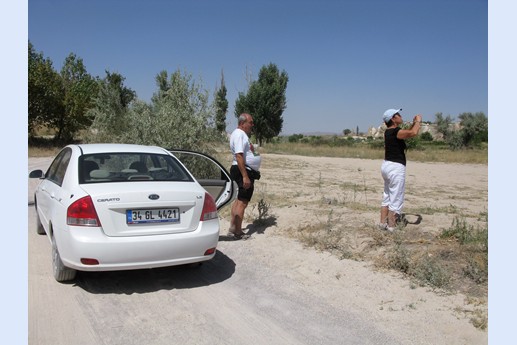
[{"x1": 228, "y1": 231, "x2": 250, "y2": 240}]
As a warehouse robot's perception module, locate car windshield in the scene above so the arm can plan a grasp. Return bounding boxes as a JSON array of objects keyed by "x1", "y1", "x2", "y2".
[{"x1": 78, "y1": 152, "x2": 194, "y2": 184}]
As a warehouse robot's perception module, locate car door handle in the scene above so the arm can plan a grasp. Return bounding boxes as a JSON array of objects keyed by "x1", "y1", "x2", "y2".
[{"x1": 50, "y1": 193, "x2": 62, "y2": 202}]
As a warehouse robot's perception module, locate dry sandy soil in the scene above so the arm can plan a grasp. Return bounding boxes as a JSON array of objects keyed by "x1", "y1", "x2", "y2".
[
  {"x1": 28, "y1": 153, "x2": 488, "y2": 344},
  {"x1": 221, "y1": 153, "x2": 488, "y2": 330}
]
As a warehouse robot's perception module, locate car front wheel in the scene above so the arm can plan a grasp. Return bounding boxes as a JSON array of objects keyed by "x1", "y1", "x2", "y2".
[
  {"x1": 52, "y1": 235, "x2": 77, "y2": 282},
  {"x1": 36, "y1": 210, "x2": 45, "y2": 235}
]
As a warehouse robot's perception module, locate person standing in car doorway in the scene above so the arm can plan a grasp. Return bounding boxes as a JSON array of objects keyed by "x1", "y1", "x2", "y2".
[{"x1": 229, "y1": 113, "x2": 262, "y2": 240}]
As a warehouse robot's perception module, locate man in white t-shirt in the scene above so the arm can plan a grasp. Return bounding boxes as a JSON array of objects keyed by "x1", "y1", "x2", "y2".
[{"x1": 229, "y1": 113, "x2": 262, "y2": 239}]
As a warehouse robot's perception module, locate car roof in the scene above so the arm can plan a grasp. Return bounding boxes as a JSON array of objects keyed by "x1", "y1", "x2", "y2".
[{"x1": 75, "y1": 143, "x2": 169, "y2": 155}]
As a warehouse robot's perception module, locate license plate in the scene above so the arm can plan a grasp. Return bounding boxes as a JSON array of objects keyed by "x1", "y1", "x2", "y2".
[{"x1": 126, "y1": 208, "x2": 180, "y2": 224}]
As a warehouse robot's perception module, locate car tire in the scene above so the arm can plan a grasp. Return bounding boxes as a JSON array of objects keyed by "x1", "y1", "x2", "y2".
[
  {"x1": 36, "y1": 211, "x2": 45, "y2": 235},
  {"x1": 52, "y1": 236, "x2": 77, "y2": 282}
]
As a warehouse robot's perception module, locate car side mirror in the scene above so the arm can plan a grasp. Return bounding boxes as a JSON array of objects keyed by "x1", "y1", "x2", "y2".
[{"x1": 29, "y1": 170, "x2": 44, "y2": 178}]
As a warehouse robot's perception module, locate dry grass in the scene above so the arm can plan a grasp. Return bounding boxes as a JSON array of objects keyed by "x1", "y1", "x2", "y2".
[
  {"x1": 263, "y1": 142, "x2": 385, "y2": 160},
  {"x1": 261, "y1": 141, "x2": 487, "y2": 164},
  {"x1": 28, "y1": 146, "x2": 61, "y2": 157},
  {"x1": 29, "y1": 138, "x2": 488, "y2": 164}
]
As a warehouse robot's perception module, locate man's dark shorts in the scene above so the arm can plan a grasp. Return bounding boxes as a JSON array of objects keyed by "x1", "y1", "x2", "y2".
[{"x1": 230, "y1": 165, "x2": 255, "y2": 202}]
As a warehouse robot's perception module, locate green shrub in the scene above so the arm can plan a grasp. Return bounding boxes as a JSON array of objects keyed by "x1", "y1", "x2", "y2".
[
  {"x1": 440, "y1": 216, "x2": 487, "y2": 246},
  {"x1": 412, "y1": 255, "x2": 451, "y2": 289},
  {"x1": 368, "y1": 139, "x2": 384, "y2": 149},
  {"x1": 440, "y1": 216, "x2": 488, "y2": 284},
  {"x1": 420, "y1": 131, "x2": 433, "y2": 141},
  {"x1": 85, "y1": 69, "x2": 223, "y2": 153},
  {"x1": 288, "y1": 134, "x2": 304, "y2": 143}
]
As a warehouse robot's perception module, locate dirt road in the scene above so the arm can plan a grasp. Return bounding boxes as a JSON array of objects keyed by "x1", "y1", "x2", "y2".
[{"x1": 28, "y1": 155, "x2": 487, "y2": 345}]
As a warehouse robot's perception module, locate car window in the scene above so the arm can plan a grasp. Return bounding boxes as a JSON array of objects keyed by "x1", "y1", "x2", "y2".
[
  {"x1": 172, "y1": 152, "x2": 225, "y2": 180},
  {"x1": 168, "y1": 150, "x2": 236, "y2": 210},
  {"x1": 79, "y1": 152, "x2": 193, "y2": 184},
  {"x1": 46, "y1": 148, "x2": 72, "y2": 186}
]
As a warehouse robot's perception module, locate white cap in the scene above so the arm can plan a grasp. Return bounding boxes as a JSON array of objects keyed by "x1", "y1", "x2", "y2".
[{"x1": 383, "y1": 108, "x2": 402, "y2": 123}]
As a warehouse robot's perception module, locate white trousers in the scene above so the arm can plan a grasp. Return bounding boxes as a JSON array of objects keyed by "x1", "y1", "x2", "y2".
[{"x1": 381, "y1": 160, "x2": 406, "y2": 214}]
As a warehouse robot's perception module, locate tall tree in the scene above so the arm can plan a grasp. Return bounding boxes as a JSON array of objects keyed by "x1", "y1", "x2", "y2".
[
  {"x1": 28, "y1": 41, "x2": 64, "y2": 136},
  {"x1": 104, "y1": 70, "x2": 136, "y2": 108},
  {"x1": 214, "y1": 69, "x2": 228, "y2": 133},
  {"x1": 434, "y1": 112, "x2": 454, "y2": 140},
  {"x1": 57, "y1": 53, "x2": 98, "y2": 142},
  {"x1": 234, "y1": 63, "x2": 288, "y2": 145},
  {"x1": 84, "y1": 71, "x2": 136, "y2": 143},
  {"x1": 152, "y1": 70, "x2": 170, "y2": 104},
  {"x1": 123, "y1": 69, "x2": 222, "y2": 152}
]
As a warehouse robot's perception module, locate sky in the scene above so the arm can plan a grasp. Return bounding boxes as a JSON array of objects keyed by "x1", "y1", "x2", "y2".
[{"x1": 27, "y1": 0, "x2": 487, "y2": 135}]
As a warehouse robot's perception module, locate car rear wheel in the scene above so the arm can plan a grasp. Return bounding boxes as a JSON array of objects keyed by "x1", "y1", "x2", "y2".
[{"x1": 52, "y1": 236, "x2": 77, "y2": 282}]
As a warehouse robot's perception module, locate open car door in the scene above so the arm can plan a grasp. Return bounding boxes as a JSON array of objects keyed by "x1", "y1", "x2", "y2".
[{"x1": 169, "y1": 150, "x2": 237, "y2": 210}]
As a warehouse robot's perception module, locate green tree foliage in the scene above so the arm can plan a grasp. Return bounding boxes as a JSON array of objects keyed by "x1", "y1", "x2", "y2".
[
  {"x1": 28, "y1": 41, "x2": 64, "y2": 136},
  {"x1": 57, "y1": 53, "x2": 98, "y2": 142},
  {"x1": 86, "y1": 69, "x2": 224, "y2": 152},
  {"x1": 447, "y1": 112, "x2": 488, "y2": 150},
  {"x1": 84, "y1": 71, "x2": 136, "y2": 142},
  {"x1": 104, "y1": 71, "x2": 136, "y2": 108},
  {"x1": 343, "y1": 129, "x2": 352, "y2": 136},
  {"x1": 152, "y1": 70, "x2": 169, "y2": 103},
  {"x1": 420, "y1": 131, "x2": 434, "y2": 141},
  {"x1": 434, "y1": 112, "x2": 454, "y2": 140},
  {"x1": 288, "y1": 134, "x2": 304, "y2": 142},
  {"x1": 214, "y1": 70, "x2": 228, "y2": 133},
  {"x1": 234, "y1": 63, "x2": 288, "y2": 145},
  {"x1": 128, "y1": 69, "x2": 222, "y2": 151}
]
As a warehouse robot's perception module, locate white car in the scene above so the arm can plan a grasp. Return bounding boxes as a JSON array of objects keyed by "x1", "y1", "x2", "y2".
[{"x1": 29, "y1": 143, "x2": 236, "y2": 282}]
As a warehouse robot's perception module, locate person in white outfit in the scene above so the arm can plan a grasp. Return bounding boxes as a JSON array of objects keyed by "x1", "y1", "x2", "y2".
[{"x1": 380, "y1": 108, "x2": 421, "y2": 231}]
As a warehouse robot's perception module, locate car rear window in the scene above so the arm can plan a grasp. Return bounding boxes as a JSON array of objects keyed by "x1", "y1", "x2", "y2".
[{"x1": 78, "y1": 152, "x2": 194, "y2": 184}]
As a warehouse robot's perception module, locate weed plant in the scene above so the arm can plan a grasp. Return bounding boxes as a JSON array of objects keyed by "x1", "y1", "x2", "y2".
[
  {"x1": 388, "y1": 236, "x2": 411, "y2": 274},
  {"x1": 252, "y1": 198, "x2": 272, "y2": 225},
  {"x1": 440, "y1": 216, "x2": 488, "y2": 284},
  {"x1": 411, "y1": 254, "x2": 451, "y2": 289},
  {"x1": 293, "y1": 210, "x2": 353, "y2": 259}
]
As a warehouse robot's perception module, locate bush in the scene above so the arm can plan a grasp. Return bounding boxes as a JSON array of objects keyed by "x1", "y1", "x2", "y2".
[
  {"x1": 440, "y1": 216, "x2": 488, "y2": 284},
  {"x1": 445, "y1": 112, "x2": 488, "y2": 150},
  {"x1": 288, "y1": 134, "x2": 304, "y2": 143},
  {"x1": 368, "y1": 139, "x2": 384, "y2": 149},
  {"x1": 420, "y1": 131, "x2": 433, "y2": 141},
  {"x1": 412, "y1": 255, "x2": 451, "y2": 289}
]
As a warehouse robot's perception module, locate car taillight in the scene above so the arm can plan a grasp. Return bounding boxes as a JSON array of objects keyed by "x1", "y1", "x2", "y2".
[
  {"x1": 67, "y1": 196, "x2": 101, "y2": 227},
  {"x1": 200, "y1": 192, "x2": 217, "y2": 221}
]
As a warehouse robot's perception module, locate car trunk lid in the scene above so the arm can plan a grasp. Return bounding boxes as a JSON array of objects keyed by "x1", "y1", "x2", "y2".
[{"x1": 81, "y1": 181, "x2": 205, "y2": 237}]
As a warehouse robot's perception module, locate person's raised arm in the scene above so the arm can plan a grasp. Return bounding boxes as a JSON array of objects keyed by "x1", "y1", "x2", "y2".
[{"x1": 397, "y1": 114, "x2": 422, "y2": 139}]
